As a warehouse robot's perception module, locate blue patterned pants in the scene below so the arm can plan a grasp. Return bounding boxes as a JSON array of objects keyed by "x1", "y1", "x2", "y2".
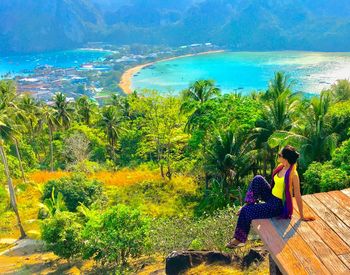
[{"x1": 233, "y1": 175, "x2": 283, "y2": 243}]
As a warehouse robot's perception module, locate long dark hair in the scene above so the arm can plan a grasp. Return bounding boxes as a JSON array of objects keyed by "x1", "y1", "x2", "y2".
[{"x1": 281, "y1": 145, "x2": 300, "y2": 165}]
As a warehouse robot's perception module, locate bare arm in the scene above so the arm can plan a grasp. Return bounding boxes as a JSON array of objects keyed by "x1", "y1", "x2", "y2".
[
  {"x1": 292, "y1": 173, "x2": 315, "y2": 221},
  {"x1": 292, "y1": 173, "x2": 304, "y2": 218}
]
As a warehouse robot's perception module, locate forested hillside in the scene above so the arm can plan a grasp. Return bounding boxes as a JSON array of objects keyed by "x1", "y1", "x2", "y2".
[{"x1": 2, "y1": 0, "x2": 350, "y2": 54}]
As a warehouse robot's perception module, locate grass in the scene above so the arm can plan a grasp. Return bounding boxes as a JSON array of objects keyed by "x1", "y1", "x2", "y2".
[
  {"x1": 0, "y1": 168, "x2": 266, "y2": 274},
  {"x1": 135, "y1": 243, "x2": 270, "y2": 275},
  {"x1": 28, "y1": 168, "x2": 162, "y2": 187},
  {"x1": 185, "y1": 261, "x2": 269, "y2": 275},
  {"x1": 106, "y1": 175, "x2": 200, "y2": 217},
  {"x1": 0, "y1": 252, "x2": 97, "y2": 274},
  {"x1": 90, "y1": 168, "x2": 162, "y2": 187},
  {"x1": 0, "y1": 168, "x2": 196, "y2": 238},
  {"x1": 0, "y1": 180, "x2": 42, "y2": 239},
  {"x1": 28, "y1": 171, "x2": 70, "y2": 185},
  {"x1": 185, "y1": 240, "x2": 269, "y2": 275}
]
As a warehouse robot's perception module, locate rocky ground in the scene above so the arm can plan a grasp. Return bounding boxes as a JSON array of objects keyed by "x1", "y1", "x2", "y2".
[{"x1": 0, "y1": 238, "x2": 269, "y2": 274}]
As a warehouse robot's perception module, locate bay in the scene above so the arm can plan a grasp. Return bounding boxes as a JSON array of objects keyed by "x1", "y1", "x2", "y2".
[{"x1": 132, "y1": 51, "x2": 350, "y2": 95}]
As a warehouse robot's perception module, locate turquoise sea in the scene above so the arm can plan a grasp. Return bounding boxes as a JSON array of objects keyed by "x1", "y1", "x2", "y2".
[
  {"x1": 0, "y1": 49, "x2": 110, "y2": 78},
  {"x1": 132, "y1": 51, "x2": 350, "y2": 95}
]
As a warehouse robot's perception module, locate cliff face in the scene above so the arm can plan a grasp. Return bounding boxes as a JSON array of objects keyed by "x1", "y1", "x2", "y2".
[{"x1": 1, "y1": 0, "x2": 350, "y2": 55}]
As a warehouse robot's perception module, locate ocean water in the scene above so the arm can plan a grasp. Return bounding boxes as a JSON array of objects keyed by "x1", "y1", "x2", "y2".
[
  {"x1": 0, "y1": 49, "x2": 110, "y2": 78},
  {"x1": 132, "y1": 51, "x2": 350, "y2": 95}
]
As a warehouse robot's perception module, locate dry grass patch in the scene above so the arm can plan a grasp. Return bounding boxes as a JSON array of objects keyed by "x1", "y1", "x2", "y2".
[{"x1": 91, "y1": 168, "x2": 162, "y2": 187}]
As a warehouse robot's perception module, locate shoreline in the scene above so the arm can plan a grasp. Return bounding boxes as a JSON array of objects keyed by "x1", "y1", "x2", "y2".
[{"x1": 118, "y1": 50, "x2": 225, "y2": 94}]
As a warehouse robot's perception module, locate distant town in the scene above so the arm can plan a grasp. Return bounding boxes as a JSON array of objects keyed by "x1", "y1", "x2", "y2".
[{"x1": 9, "y1": 42, "x2": 222, "y2": 105}]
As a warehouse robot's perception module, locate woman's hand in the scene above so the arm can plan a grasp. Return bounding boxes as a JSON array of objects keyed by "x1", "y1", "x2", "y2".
[
  {"x1": 300, "y1": 215, "x2": 315, "y2": 221},
  {"x1": 292, "y1": 173, "x2": 315, "y2": 222}
]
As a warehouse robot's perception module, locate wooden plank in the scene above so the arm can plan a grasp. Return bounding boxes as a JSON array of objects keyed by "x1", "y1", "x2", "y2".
[
  {"x1": 341, "y1": 188, "x2": 350, "y2": 198},
  {"x1": 303, "y1": 194, "x2": 350, "y2": 246},
  {"x1": 314, "y1": 192, "x2": 350, "y2": 227},
  {"x1": 339, "y1": 253, "x2": 350, "y2": 270},
  {"x1": 328, "y1": 191, "x2": 350, "y2": 214},
  {"x1": 293, "y1": 197, "x2": 350, "y2": 255},
  {"x1": 269, "y1": 254, "x2": 283, "y2": 275},
  {"x1": 270, "y1": 217, "x2": 331, "y2": 274},
  {"x1": 288, "y1": 209, "x2": 349, "y2": 273},
  {"x1": 252, "y1": 219, "x2": 307, "y2": 275}
]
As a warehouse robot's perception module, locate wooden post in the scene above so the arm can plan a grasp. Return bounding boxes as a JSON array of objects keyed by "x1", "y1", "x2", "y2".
[{"x1": 269, "y1": 254, "x2": 282, "y2": 275}]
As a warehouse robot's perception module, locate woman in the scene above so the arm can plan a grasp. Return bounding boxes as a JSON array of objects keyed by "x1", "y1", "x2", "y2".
[{"x1": 226, "y1": 145, "x2": 315, "y2": 249}]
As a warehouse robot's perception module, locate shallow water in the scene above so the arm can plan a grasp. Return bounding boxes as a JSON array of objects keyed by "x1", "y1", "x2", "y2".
[
  {"x1": 0, "y1": 49, "x2": 110, "y2": 78},
  {"x1": 132, "y1": 51, "x2": 350, "y2": 95}
]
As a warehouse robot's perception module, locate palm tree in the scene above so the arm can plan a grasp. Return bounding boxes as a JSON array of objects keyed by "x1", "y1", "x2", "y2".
[
  {"x1": 17, "y1": 95, "x2": 39, "y2": 136},
  {"x1": 53, "y1": 92, "x2": 73, "y2": 129},
  {"x1": 76, "y1": 95, "x2": 97, "y2": 126},
  {"x1": 12, "y1": 134, "x2": 27, "y2": 184},
  {"x1": 0, "y1": 82, "x2": 29, "y2": 183},
  {"x1": 264, "y1": 71, "x2": 295, "y2": 100},
  {"x1": 180, "y1": 80, "x2": 221, "y2": 192},
  {"x1": 329, "y1": 79, "x2": 350, "y2": 102},
  {"x1": 268, "y1": 91, "x2": 337, "y2": 168},
  {"x1": 252, "y1": 72, "x2": 300, "y2": 176},
  {"x1": 111, "y1": 94, "x2": 134, "y2": 120},
  {"x1": 182, "y1": 79, "x2": 221, "y2": 104},
  {"x1": 111, "y1": 94, "x2": 125, "y2": 108},
  {"x1": 99, "y1": 106, "x2": 122, "y2": 162},
  {"x1": 40, "y1": 106, "x2": 59, "y2": 172},
  {"x1": 0, "y1": 112, "x2": 26, "y2": 238},
  {"x1": 205, "y1": 128, "x2": 256, "y2": 200},
  {"x1": 0, "y1": 80, "x2": 17, "y2": 111},
  {"x1": 181, "y1": 79, "x2": 221, "y2": 132},
  {"x1": 17, "y1": 95, "x2": 42, "y2": 161}
]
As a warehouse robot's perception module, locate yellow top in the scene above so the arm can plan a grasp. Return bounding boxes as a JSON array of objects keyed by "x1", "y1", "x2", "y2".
[{"x1": 272, "y1": 173, "x2": 285, "y2": 200}]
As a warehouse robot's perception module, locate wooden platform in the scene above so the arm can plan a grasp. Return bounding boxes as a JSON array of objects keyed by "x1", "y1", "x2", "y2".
[{"x1": 252, "y1": 188, "x2": 350, "y2": 275}]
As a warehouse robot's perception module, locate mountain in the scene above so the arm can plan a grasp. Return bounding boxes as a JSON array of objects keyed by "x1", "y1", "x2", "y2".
[
  {"x1": 102, "y1": 0, "x2": 350, "y2": 51},
  {"x1": 1, "y1": 0, "x2": 350, "y2": 54},
  {"x1": 0, "y1": 0, "x2": 103, "y2": 54}
]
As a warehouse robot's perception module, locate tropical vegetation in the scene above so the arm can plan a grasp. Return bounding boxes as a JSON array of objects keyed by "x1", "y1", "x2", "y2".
[{"x1": 0, "y1": 73, "x2": 349, "y2": 272}]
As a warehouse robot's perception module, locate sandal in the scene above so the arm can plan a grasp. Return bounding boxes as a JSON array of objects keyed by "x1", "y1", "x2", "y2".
[{"x1": 225, "y1": 239, "x2": 245, "y2": 249}]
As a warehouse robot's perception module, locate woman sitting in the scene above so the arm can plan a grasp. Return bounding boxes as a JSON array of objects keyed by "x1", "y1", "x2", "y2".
[{"x1": 226, "y1": 145, "x2": 315, "y2": 249}]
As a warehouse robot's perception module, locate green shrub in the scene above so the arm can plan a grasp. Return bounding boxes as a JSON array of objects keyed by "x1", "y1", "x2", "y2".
[
  {"x1": 332, "y1": 139, "x2": 350, "y2": 175},
  {"x1": 195, "y1": 179, "x2": 231, "y2": 215},
  {"x1": 109, "y1": 177, "x2": 200, "y2": 217},
  {"x1": 42, "y1": 173, "x2": 105, "y2": 212},
  {"x1": 0, "y1": 152, "x2": 22, "y2": 180},
  {"x1": 41, "y1": 211, "x2": 82, "y2": 260},
  {"x1": 303, "y1": 161, "x2": 349, "y2": 193},
  {"x1": 38, "y1": 188, "x2": 67, "y2": 219},
  {"x1": 10, "y1": 142, "x2": 38, "y2": 170},
  {"x1": 189, "y1": 238, "x2": 203, "y2": 250},
  {"x1": 148, "y1": 207, "x2": 240, "y2": 255},
  {"x1": 66, "y1": 160, "x2": 102, "y2": 174},
  {"x1": 82, "y1": 204, "x2": 150, "y2": 267},
  {"x1": 303, "y1": 162, "x2": 324, "y2": 194},
  {"x1": 320, "y1": 168, "x2": 349, "y2": 192}
]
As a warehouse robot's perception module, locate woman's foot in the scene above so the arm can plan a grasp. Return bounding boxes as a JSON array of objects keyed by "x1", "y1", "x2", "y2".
[{"x1": 225, "y1": 238, "x2": 245, "y2": 249}]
